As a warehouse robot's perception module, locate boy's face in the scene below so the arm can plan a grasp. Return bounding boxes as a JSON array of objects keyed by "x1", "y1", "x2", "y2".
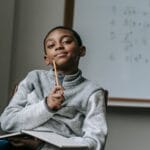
[{"x1": 44, "y1": 29, "x2": 85, "y2": 71}]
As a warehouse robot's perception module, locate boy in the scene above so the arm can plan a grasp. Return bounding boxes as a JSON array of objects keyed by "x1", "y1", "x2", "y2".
[{"x1": 0, "y1": 26, "x2": 107, "y2": 150}]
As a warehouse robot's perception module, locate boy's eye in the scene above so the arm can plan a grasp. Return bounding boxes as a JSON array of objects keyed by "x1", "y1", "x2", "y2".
[
  {"x1": 62, "y1": 37, "x2": 73, "y2": 45},
  {"x1": 47, "y1": 44, "x2": 55, "y2": 49},
  {"x1": 62, "y1": 39, "x2": 72, "y2": 45}
]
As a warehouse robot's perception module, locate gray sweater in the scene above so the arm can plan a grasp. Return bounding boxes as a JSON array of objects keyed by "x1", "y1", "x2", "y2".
[{"x1": 0, "y1": 69, "x2": 107, "y2": 150}]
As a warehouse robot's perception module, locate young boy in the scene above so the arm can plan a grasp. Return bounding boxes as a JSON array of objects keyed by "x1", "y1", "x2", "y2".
[{"x1": 0, "y1": 26, "x2": 108, "y2": 150}]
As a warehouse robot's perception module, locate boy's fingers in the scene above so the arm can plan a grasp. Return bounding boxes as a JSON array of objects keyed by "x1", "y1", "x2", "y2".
[
  {"x1": 52, "y1": 94, "x2": 64, "y2": 103},
  {"x1": 53, "y1": 96, "x2": 64, "y2": 103},
  {"x1": 53, "y1": 92, "x2": 64, "y2": 98},
  {"x1": 54, "y1": 85, "x2": 64, "y2": 91}
]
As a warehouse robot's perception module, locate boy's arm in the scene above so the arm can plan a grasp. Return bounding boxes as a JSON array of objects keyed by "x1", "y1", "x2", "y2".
[
  {"x1": 0, "y1": 77, "x2": 54, "y2": 132},
  {"x1": 70, "y1": 90, "x2": 108, "y2": 150}
]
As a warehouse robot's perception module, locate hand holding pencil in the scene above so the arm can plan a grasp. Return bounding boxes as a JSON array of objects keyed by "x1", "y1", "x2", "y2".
[{"x1": 46, "y1": 60, "x2": 64, "y2": 110}]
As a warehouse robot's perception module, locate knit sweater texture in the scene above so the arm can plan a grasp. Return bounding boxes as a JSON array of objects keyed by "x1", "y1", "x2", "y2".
[{"x1": 0, "y1": 68, "x2": 107, "y2": 150}]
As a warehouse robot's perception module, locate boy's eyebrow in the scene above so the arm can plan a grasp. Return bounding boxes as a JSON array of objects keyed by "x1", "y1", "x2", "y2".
[
  {"x1": 60, "y1": 35, "x2": 74, "y2": 39},
  {"x1": 45, "y1": 35, "x2": 75, "y2": 43},
  {"x1": 45, "y1": 39, "x2": 54, "y2": 43}
]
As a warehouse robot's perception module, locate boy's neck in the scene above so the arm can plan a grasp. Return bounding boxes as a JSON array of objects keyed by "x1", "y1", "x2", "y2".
[
  {"x1": 56, "y1": 67, "x2": 78, "y2": 75},
  {"x1": 58, "y1": 70, "x2": 78, "y2": 75}
]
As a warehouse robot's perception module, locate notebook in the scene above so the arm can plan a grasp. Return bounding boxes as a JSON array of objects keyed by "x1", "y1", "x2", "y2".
[{"x1": 0, "y1": 130, "x2": 88, "y2": 149}]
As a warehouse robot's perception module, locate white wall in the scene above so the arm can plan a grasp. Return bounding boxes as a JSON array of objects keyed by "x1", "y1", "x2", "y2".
[{"x1": 0, "y1": 0, "x2": 15, "y2": 112}]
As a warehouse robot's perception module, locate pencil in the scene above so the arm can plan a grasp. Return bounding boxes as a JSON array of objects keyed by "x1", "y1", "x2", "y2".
[{"x1": 52, "y1": 60, "x2": 59, "y2": 86}]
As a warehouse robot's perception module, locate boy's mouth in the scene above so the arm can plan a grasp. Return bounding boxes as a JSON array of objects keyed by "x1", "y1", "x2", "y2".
[{"x1": 56, "y1": 52, "x2": 67, "y2": 58}]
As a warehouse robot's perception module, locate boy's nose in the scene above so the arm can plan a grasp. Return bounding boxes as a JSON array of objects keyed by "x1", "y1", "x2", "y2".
[{"x1": 55, "y1": 44, "x2": 64, "y2": 51}]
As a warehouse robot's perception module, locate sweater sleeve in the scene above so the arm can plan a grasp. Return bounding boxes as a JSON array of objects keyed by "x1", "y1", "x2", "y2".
[
  {"x1": 70, "y1": 90, "x2": 108, "y2": 150},
  {"x1": 0, "y1": 74, "x2": 54, "y2": 132}
]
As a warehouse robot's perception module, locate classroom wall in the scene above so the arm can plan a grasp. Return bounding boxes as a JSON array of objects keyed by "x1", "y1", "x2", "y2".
[
  {"x1": 0, "y1": 0, "x2": 15, "y2": 113},
  {"x1": 105, "y1": 107, "x2": 150, "y2": 150}
]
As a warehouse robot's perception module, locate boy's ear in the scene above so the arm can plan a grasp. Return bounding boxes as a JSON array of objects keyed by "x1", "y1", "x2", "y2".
[
  {"x1": 44, "y1": 55, "x2": 51, "y2": 65},
  {"x1": 79, "y1": 46, "x2": 86, "y2": 57}
]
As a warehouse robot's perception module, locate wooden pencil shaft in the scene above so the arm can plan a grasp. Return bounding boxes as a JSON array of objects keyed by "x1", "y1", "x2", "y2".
[{"x1": 53, "y1": 60, "x2": 59, "y2": 86}]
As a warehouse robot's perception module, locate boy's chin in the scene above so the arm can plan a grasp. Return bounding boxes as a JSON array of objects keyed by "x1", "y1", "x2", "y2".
[
  {"x1": 56, "y1": 58, "x2": 69, "y2": 66},
  {"x1": 55, "y1": 58, "x2": 77, "y2": 69},
  {"x1": 56, "y1": 60, "x2": 73, "y2": 69}
]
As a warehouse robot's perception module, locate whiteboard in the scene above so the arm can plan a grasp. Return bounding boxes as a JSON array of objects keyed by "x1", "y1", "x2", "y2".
[{"x1": 73, "y1": 0, "x2": 150, "y2": 99}]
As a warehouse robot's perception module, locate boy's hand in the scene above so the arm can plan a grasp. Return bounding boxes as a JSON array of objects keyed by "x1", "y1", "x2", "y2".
[{"x1": 46, "y1": 85, "x2": 64, "y2": 110}]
